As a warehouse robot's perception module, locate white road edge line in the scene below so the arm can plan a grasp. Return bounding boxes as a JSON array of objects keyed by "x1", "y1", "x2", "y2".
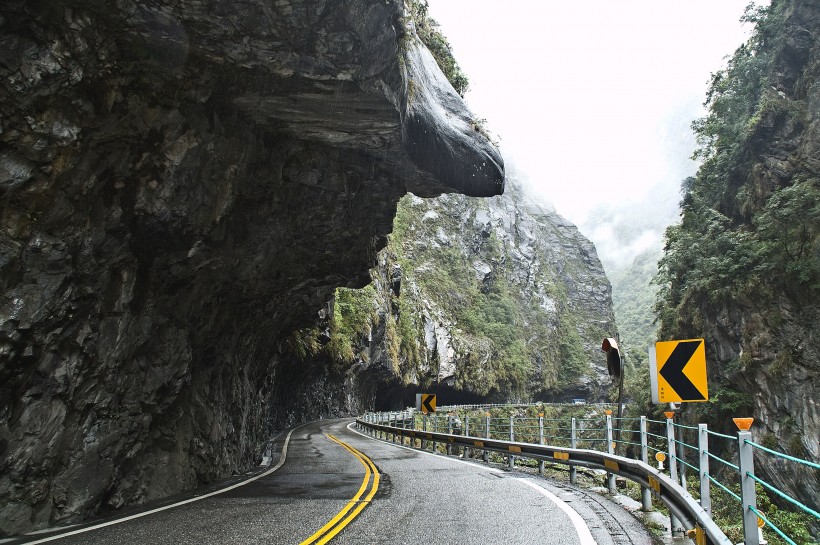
[
  {"x1": 346, "y1": 421, "x2": 598, "y2": 545},
  {"x1": 515, "y1": 478, "x2": 598, "y2": 545},
  {"x1": 22, "y1": 424, "x2": 306, "y2": 544}
]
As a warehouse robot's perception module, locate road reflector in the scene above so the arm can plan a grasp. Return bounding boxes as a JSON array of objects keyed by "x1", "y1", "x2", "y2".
[
  {"x1": 757, "y1": 514, "x2": 766, "y2": 528},
  {"x1": 508, "y1": 446, "x2": 522, "y2": 453},
  {"x1": 649, "y1": 475, "x2": 661, "y2": 494},
  {"x1": 474, "y1": 440, "x2": 484, "y2": 448},
  {"x1": 554, "y1": 451, "x2": 569, "y2": 461},
  {"x1": 687, "y1": 526, "x2": 706, "y2": 545},
  {"x1": 447, "y1": 437, "x2": 455, "y2": 443},
  {"x1": 734, "y1": 417, "x2": 754, "y2": 431},
  {"x1": 655, "y1": 452, "x2": 667, "y2": 462},
  {"x1": 604, "y1": 460, "x2": 619, "y2": 472}
]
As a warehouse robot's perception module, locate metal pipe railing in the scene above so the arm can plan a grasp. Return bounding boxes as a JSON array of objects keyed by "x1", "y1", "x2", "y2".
[{"x1": 357, "y1": 407, "x2": 819, "y2": 545}]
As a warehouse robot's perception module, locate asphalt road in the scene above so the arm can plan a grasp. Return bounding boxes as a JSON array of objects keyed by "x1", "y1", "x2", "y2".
[{"x1": 10, "y1": 419, "x2": 656, "y2": 545}]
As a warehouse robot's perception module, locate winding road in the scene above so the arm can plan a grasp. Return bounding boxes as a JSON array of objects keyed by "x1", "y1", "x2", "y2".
[{"x1": 9, "y1": 419, "x2": 655, "y2": 545}]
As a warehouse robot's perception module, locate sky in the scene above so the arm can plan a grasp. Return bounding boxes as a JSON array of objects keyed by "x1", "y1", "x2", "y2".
[{"x1": 425, "y1": 0, "x2": 761, "y2": 269}]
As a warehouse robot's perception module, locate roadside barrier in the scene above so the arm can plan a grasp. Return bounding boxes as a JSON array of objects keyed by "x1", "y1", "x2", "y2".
[{"x1": 357, "y1": 406, "x2": 819, "y2": 545}]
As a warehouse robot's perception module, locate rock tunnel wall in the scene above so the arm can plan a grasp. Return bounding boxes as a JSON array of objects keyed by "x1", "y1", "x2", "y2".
[{"x1": 0, "y1": 0, "x2": 503, "y2": 533}]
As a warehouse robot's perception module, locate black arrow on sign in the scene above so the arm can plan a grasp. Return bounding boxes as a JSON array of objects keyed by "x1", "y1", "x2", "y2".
[
  {"x1": 660, "y1": 340, "x2": 706, "y2": 401},
  {"x1": 422, "y1": 395, "x2": 435, "y2": 413}
]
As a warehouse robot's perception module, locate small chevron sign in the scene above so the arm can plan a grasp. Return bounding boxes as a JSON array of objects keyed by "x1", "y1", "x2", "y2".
[
  {"x1": 415, "y1": 393, "x2": 437, "y2": 414},
  {"x1": 648, "y1": 339, "x2": 709, "y2": 403}
]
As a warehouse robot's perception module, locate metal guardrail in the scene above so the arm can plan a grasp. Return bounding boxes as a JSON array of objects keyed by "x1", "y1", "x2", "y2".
[
  {"x1": 357, "y1": 411, "x2": 732, "y2": 545},
  {"x1": 359, "y1": 407, "x2": 820, "y2": 545}
]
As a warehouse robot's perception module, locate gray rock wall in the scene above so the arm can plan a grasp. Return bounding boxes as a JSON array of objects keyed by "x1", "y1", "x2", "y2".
[{"x1": 0, "y1": 0, "x2": 502, "y2": 534}]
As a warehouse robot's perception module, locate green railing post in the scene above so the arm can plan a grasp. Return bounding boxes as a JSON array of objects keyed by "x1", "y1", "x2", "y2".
[
  {"x1": 570, "y1": 417, "x2": 577, "y2": 485},
  {"x1": 698, "y1": 423, "x2": 711, "y2": 517},
  {"x1": 606, "y1": 413, "x2": 616, "y2": 493},
  {"x1": 736, "y1": 421, "x2": 759, "y2": 545},
  {"x1": 640, "y1": 416, "x2": 652, "y2": 511}
]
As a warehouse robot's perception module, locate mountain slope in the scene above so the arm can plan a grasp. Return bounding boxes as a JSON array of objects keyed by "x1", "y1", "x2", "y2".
[
  {"x1": 655, "y1": 0, "x2": 819, "y2": 509},
  {"x1": 298, "y1": 171, "x2": 617, "y2": 403}
]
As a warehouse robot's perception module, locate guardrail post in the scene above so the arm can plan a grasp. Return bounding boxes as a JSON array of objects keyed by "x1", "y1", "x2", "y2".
[
  {"x1": 698, "y1": 423, "x2": 711, "y2": 517},
  {"x1": 484, "y1": 413, "x2": 490, "y2": 463},
  {"x1": 509, "y1": 415, "x2": 515, "y2": 470},
  {"x1": 570, "y1": 417, "x2": 577, "y2": 485},
  {"x1": 736, "y1": 419, "x2": 758, "y2": 545},
  {"x1": 640, "y1": 416, "x2": 652, "y2": 511},
  {"x1": 606, "y1": 413, "x2": 616, "y2": 493},
  {"x1": 666, "y1": 414, "x2": 683, "y2": 536},
  {"x1": 538, "y1": 414, "x2": 545, "y2": 475},
  {"x1": 391, "y1": 412, "x2": 396, "y2": 443}
]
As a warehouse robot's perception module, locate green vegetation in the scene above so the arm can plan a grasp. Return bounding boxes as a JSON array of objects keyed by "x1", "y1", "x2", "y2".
[
  {"x1": 688, "y1": 477, "x2": 817, "y2": 545},
  {"x1": 655, "y1": 0, "x2": 819, "y2": 412},
  {"x1": 405, "y1": 0, "x2": 470, "y2": 96},
  {"x1": 306, "y1": 190, "x2": 599, "y2": 400},
  {"x1": 391, "y1": 195, "x2": 595, "y2": 398},
  {"x1": 284, "y1": 285, "x2": 378, "y2": 366},
  {"x1": 652, "y1": 2, "x2": 818, "y2": 535}
]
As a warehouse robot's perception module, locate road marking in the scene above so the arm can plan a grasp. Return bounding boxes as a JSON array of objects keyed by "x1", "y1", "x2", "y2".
[
  {"x1": 515, "y1": 479, "x2": 597, "y2": 545},
  {"x1": 348, "y1": 421, "x2": 598, "y2": 545},
  {"x1": 20, "y1": 424, "x2": 306, "y2": 544},
  {"x1": 300, "y1": 434, "x2": 379, "y2": 545}
]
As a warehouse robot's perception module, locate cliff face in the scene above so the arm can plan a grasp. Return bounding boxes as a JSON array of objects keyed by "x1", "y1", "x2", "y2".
[
  {"x1": 0, "y1": 0, "x2": 503, "y2": 534},
  {"x1": 655, "y1": 0, "x2": 819, "y2": 510},
  {"x1": 300, "y1": 171, "x2": 616, "y2": 404}
]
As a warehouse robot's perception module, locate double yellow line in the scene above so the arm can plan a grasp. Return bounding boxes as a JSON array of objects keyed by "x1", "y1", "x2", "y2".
[{"x1": 299, "y1": 434, "x2": 380, "y2": 545}]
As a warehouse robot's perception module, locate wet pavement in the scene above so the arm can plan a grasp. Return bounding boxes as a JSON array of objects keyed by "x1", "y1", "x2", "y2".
[{"x1": 8, "y1": 418, "x2": 657, "y2": 545}]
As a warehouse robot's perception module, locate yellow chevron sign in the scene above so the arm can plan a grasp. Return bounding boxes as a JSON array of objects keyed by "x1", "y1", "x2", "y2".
[
  {"x1": 415, "y1": 393, "x2": 436, "y2": 414},
  {"x1": 649, "y1": 339, "x2": 708, "y2": 403}
]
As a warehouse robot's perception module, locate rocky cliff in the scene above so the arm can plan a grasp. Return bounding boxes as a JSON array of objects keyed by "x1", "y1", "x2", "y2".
[
  {"x1": 655, "y1": 0, "x2": 819, "y2": 511},
  {"x1": 293, "y1": 170, "x2": 617, "y2": 405},
  {"x1": 0, "y1": 0, "x2": 503, "y2": 534}
]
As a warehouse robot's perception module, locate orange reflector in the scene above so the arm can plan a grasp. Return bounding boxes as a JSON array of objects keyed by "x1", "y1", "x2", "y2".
[
  {"x1": 554, "y1": 452, "x2": 569, "y2": 461},
  {"x1": 474, "y1": 440, "x2": 484, "y2": 448},
  {"x1": 509, "y1": 446, "x2": 522, "y2": 453},
  {"x1": 604, "y1": 460, "x2": 619, "y2": 472},
  {"x1": 655, "y1": 451, "x2": 667, "y2": 462},
  {"x1": 648, "y1": 475, "x2": 661, "y2": 493},
  {"x1": 664, "y1": 411, "x2": 675, "y2": 419},
  {"x1": 733, "y1": 417, "x2": 754, "y2": 431}
]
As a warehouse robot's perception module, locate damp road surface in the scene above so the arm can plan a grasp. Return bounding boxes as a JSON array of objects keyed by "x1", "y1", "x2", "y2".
[{"x1": 10, "y1": 419, "x2": 656, "y2": 545}]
